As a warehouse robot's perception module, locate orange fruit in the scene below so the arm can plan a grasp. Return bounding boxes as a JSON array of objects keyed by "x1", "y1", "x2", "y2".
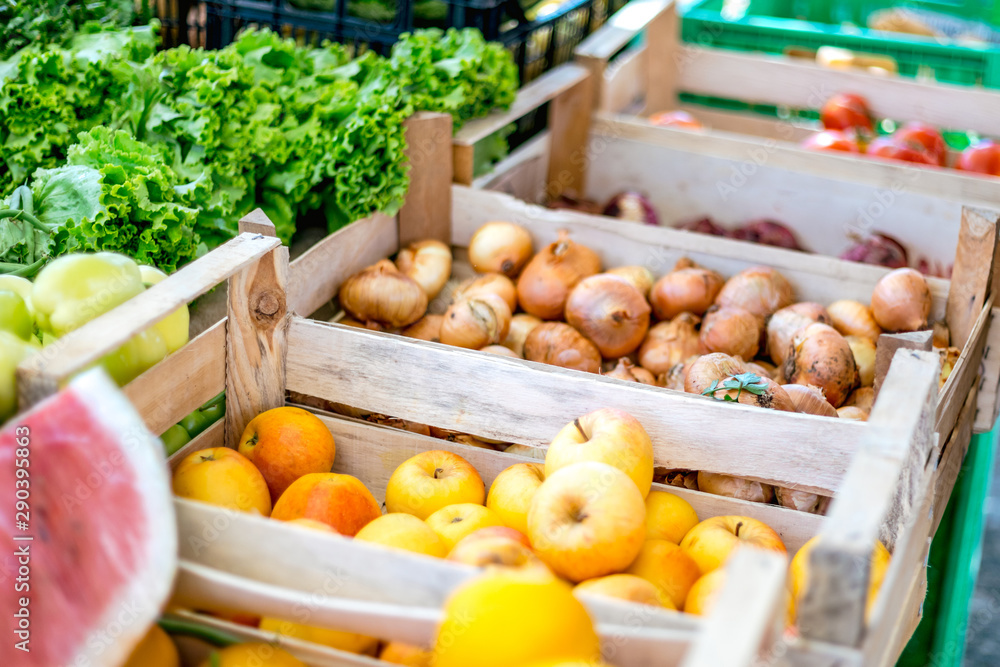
[
  {"x1": 239, "y1": 406, "x2": 337, "y2": 502},
  {"x1": 271, "y1": 473, "x2": 381, "y2": 536}
]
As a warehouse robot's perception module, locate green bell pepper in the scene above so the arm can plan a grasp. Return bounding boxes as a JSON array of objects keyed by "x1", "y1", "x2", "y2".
[
  {"x1": 0, "y1": 290, "x2": 32, "y2": 341},
  {"x1": 0, "y1": 331, "x2": 40, "y2": 424},
  {"x1": 138, "y1": 265, "x2": 190, "y2": 354}
]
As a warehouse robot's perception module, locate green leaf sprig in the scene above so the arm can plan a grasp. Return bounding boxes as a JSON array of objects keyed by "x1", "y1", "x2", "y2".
[{"x1": 701, "y1": 372, "x2": 768, "y2": 403}]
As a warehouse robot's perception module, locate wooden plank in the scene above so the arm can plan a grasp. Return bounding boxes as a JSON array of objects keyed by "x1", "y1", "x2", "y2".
[
  {"x1": 797, "y1": 350, "x2": 939, "y2": 646},
  {"x1": 16, "y1": 233, "x2": 281, "y2": 408},
  {"x1": 287, "y1": 319, "x2": 865, "y2": 495},
  {"x1": 937, "y1": 297, "x2": 992, "y2": 437},
  {"x1": 168, "y1": 418, "x2": 225, "y2": 471},
  {"x1": 678, "y1": 103, "x2": 817, "y2": 143},
  {"x1": 288, "y1": 213, "x2": 397, "y2": 318},
  {"x1": 975, "y1": 308, "x2": 1000, "y2": 432},
  {"x1": 452, "y1": 143, "x2": 475, "y2": 186},
  {"x1": 932, "y1": 382, "x2": 978, "y2": 535},
  {"x1": 306, "y1": 412, "x2": 823, "y2": 553},
  {"x1": 546, "y1": 69, "x2": 595, "y2": 200},
  {"x1": 600, "y1": 46, "x2": 647, "y2": 114},
  {"x1": 681, "y1": 549, "x2": 788, "y2": 667},
  {"x1": 224, "y1": 246, "x2": 290, "y2": 448},
  {"x1": 452, "y1": 185, "x2": 951, "y2": 313},
  {"x1": 575, "y1": 0, "x2": 673, "y2": 62},
  {"x1": 473, "y1": 132, "x2": 549, "y2": 205},
  {"x1": 677, "y1": 48, "x2": 1000, "y2": 138},
  {"x1": 399, "y1": 112, "x2": 454, "y2": 246},
  {"x1": 643, "y1": 0, "x2": 677, "y2": 115},
  {"x1": 125, "y1": 320, "x2": 226, "y2": 436},
  {"x1": 453, "y1": 64, "x2": 592, "y2": 147},
  {"x1": 239, "y1": 208, "x2": 277, "y2": 237},
  {"x1": 946, "y1": 208, "x2": 999, "y2": 350},
  {"x1": 873, "y1": 331, "x2": 933, "y2": 398}
]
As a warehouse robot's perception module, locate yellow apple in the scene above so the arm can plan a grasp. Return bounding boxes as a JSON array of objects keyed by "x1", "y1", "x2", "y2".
[
  {"x1": 199, "y1": 644, "x2": 304, "y2": 667},
  {"x1": 172, "y1": 447, "x2": 271, "y2": 516},
  {"x1": 680, "y1": 516, "x2": 787, "y2": 574},
  {"x1": 487, "y1": 462, "x2": 546, "y2": 535},
  {"x1": 528, "y1": 461, "x2": 646, "y2": 582},
  {"x1": 379, "y1": 642, "x2": 432, "y2": 666},
  {"x1": 574, "y1": 574, "x2": 675, "y2": 609},
  {"x1": 354, "y1": 513, "x2": 448, "y2": 558},
  {"x1": 789, "y1": 536, "x2": 890, "y2": 623},
  {"x1": 448, "y1": 534, "x2": 551, "y2": 574},
  {"x1": 425, "y1": 503, "x2": 505, "y2": 551},
  {"x1": 683, "y1": 569, "x2": 726, "y2": 616},
  {"x1": 259, "y1": 617, "x2": 377, "y2": 655},
  {"x1": 385, "y1": 450, "x2": 485, "y2": 520},
  {"x1": 624, "y1": 539, "x2": 702, "y2": 609},
  {"x1": 432, "y1": 570, "x2": 601, "y2": 667},
  {"x1": 645, "y1": 490, "x2": 699, "y2": 544},
  {"x1": 545, "y1": 409, "x2": 654, "y2": 497}
]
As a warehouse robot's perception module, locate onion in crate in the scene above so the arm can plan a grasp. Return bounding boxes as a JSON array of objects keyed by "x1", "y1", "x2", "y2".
[{"x1": 602, "y1": 191, "x2": 659, "y2": 225}]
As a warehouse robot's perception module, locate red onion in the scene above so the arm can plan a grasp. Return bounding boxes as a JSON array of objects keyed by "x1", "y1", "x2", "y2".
[
  {"x1": 602, "y1": 192, "x2": 659, "y2": 225},
  {"x1": 676, "y1": 217, "x2": 730, "y2": 237},
  {"x1": 732, "y1": 220, "x2": 805, "y2": 251},
  {"x1": 840, "y1": 233, "x2": 908, "y2": 269},
  {"x1": 549, "y1": 195, "x2": 603, "y2": 216}
]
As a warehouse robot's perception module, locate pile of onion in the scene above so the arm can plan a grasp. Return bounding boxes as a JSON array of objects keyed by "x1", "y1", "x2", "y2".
[{"x1": 516, "y1": 230, "x2": 602, "y2": 320}]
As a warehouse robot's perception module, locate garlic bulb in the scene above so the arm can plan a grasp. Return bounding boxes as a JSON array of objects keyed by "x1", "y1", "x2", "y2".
[
  {"x1": 339, "y1": 259, "x2": 428, "y2": 328},
  {"x1": 396, "y1": 239, "x2": 452, "y2": 299}
]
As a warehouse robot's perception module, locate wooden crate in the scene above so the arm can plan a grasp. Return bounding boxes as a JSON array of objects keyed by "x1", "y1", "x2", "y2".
[
  {"x1": 572, "y1": 0, "x2": 1000, "y2": 210},
  {"x1": 16, "y1": 201, "x2": 947, "y2": 665}
]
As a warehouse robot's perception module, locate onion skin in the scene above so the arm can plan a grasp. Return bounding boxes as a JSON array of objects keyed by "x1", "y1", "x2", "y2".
[
  {"x1": 401, "y1": 314, "x2": 444, "y2": 342},
  {"x1": 602, "y1": 191, "x2": 659, "y2": 225},
  {"x1": 683, "y1": 353, "x2": 748, "y2": 395},
  {"x1": 604, "y1": 358, "x2": 658, "y2": 385},
  {"x1": 677, "y1": 217, "x2": 730, "y2": 237},
  {"x1": 697, "y1": 472, "x2": 774, "y2": 503},
  {"x1": 845, "y1": 335, "x2": 876, "y2": 387},
  {"x1": 565, "y1": 274, "x2": 651, "y2": 358},
  {"x1": 709, "y1": 375, "x2": 796, "y2": 411},
  {"x1": 504, "y1": 443, "x2": 546, "y2": 460},
  {"x1": 871, "y1": 268, "x2": 932, "y2": 332},
  {"x1": 783, "y1": 323, "x2": 860, "y2": 408},
  {"x1": 745, "y1": 360, "x2": 775, "y2": 379},
  {"x1": 845, "y1": 387, "x2": 875, "y2": 412},
  {"x1": 783, "y1": 384, "x2": 839, "y2": 417},
  {"x1": 716, "y1": 266, "x2": 795, "y2": 318},
  {"x1": 732, "y1": 219, "x2": 805, "y2": 251},
  {"x1": 502, "y1": 313, "x2": 542, "y2": 357},
  {"x1": 827, "y1": 300, "x2": 882, "y2": 340},
  {"x1": 339, "y1": 259, "x2": 428, "y2": 329},
  {"x1": 607, "y1": 265, "x2": 655, "y2": 297},
  {"x1": 787, "y1": 302, "x2": 832, "y2": 324},
  {"x1": 523, "y1": 322, "x2": 602, "y2": 373},
  {"x1": 766, "y1": 306, "x2": 823, "y2": 366},
  {"x1": 775, "y1": 487, "x2": 830, "y2": 514},
  {"x1": 650, "y1": 268, "x2": 724, "y2": 320},
  {"x1": 638, "y1": 314, "x2": 701, "y2": 375},
  {"x1": 837, "y1": 406, "x2": 869, "y2": 421},
  {"x1": 481, "y1": 344, "x2": 521, "y2": 358},
  {"x1": 840, "y1": 233, "x2": 908, "y2": 269},
  {"x1": 396, "y1": 239, "x2": 452, "y2": 299},
  {"x1": 469, "y1": 221, "x2": 534, "y2": 278},
  {"x1": 699, "y1": 306, "x2": 762, "y2": 359},
  {"x1": 660, "y1": 359, "x2": 697, "y2": 391},
  {"x1": 516, "y1": 231, "x2": 602, "y2": 320},
  {"x1": 456, "y1": 273, "x2": 518, "y2": 313},
  {"x1": 441, "y1": 294, "x2": 512, "y2": 349}
]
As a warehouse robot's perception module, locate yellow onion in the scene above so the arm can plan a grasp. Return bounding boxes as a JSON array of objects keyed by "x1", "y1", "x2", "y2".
[
  {"x1": 845, "y1": 335, "x2": 876, "y2": 387},
  {"x1": 783, "y1": 322, "x2": 859, "y2": 407},
  {"x1": 659, "y1": 360, "x2": 694, "y2": 391},
  {"x1": 441, "y1": 294, "x2": 512, "y2": 349},
  {"x1": 683, "y1": 353, "x2": 748, "y2": 395},
  {"x1": 745, "y1": 360, "x2": 775, "y2": 379},
  {"x1": 455, "y1": 273, "x2": 518, "y2": 313},
  {"x1": 395, "y1": 239, "x2": 452, "y2": 299},
  {"x1": 933, "y1": 321, "x2": 950, "y2": 348},
  {"x1": 516, "y1": 231, "x2": 601, "y2": 319},
  {"x1": 604, "y1": 357, "x2": 658, "y2": 385},
  {"x1": 774, "y1": 487, "x2": 831, "y2": 515},
  {"x1": 827, "y1": 300, "x2": 882, "y2": 340},
  {"x1": 565, "y1": 274, "x2": 651, "y2": 358},
  {"x1": 523, "y1": 322, "x2": 601, "y2": 373},
  {"x1": 638, "y1": 314, "x2": 701, "y2": 375},
  {"x1": 837, "y1": 406, "x2": 869, "y2": 421},
  {"x1": 782, "y1": 384, "x2": 839, "y2": 417},
  {"x1": 401, "y1": 314, "x2": 444, "y2": 342},
  {"x1": 871, "y1": 268, "x2": 932, "y2": 332},
  {"x1": 716, "y1": 266, "x2": 795, "y2": 318},
  {"x1": 765, "y1": 304, "x2": 827, "y2": 366},
  {"x1": 339, "y1": 259, "x2": 428, "y2": 328},
  {"x1": 649, "y1": 267, "x2": 724, "y2": 320},
  {"x1": 502, "y1": 313, "x2": 542, "y2": 357},
  {"x1": 698, "y1": 305, "x2": 762, "y2": 359},
  {"x1": 330, "y1": 316, "x2": 380, "y2": 330},
  {"x1": 661, "y1": 469, "x2": 699, "y2": 490},
  {"x1": 787, "y1": 302, "x2": 831, "y2": 324},
  {"x1": 697, "y1": 472, "x2": 774, "y2": 503},
  {"x1": 607, "y1": 265, "x2": 655, "y2": 297},
  {"x1": 468, "y1": 221, "x2": 534, "y2": 277},
  {"x1": 504, "y1": 443, "x2": 546, "y2": 460},
  {"x1": 844, "y1": 387, "x2": 875, "y2": 412},
  {"x1": 481, "y1": 344, "x2": 520, "y2": 358},
  {"x1": 708, "y1": 375, "x2": 796, "y2": 411},
  {"x1": 367, "y1": 415, "x2": 432, "y2": 437}
]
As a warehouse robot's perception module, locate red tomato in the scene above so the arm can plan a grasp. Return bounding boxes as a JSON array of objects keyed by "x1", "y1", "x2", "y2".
[
  {"x1": 648, "y1": 110, "x2": 703, "y2": 130},
  {"x1": 800, "y1": 130, "x2": 862, "y2": 153},
  {"x1": 866, "y1": 136, "x2": 937, "y2": 166},
  {"x1": 893, "y1": 122, "x2": 946, "y2": 166},
  {"x1": 956, "y1": 140, "x2": 1000, "y2": 176},
  {"x1": 820, "y1": 93, "x2": 874, "y2": 133}
]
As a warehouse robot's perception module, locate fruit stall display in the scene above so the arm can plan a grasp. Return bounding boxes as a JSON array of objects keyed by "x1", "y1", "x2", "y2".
[
  {"x1": 571, "y1": 0, "x2": 1000, "y2": 212},
  {"x1": 10, "y1": 207, "x2": 943, "y2": 665}
]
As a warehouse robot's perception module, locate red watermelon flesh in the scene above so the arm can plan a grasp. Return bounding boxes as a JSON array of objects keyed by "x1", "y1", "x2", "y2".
[{"x1": 1, "y1": 369, "x2": 176, "y2": 667}]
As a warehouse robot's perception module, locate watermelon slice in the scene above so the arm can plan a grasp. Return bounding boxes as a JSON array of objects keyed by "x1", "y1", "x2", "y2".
[{"x1": 1, "y1": 369, "x2": 177, "y2": 667}]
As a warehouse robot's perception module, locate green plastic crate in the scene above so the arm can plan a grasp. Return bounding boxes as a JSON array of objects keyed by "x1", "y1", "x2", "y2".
[{"x1": 681, "y1": 0, "x2": 1000, "y2": 88}]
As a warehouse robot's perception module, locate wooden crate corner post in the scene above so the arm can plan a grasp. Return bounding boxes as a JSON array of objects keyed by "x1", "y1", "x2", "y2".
[
  {"x1": 399, "y1": 112, "x2": 455, "y2": 246},
  {"x1": 546, "y1": 68, "x2": 596, "y2": 201},
  {"x1": 947, "y1": 206, "x2": 1000, "y2": 351},
  {"x1": 224, "y1": 213, "x2": 291, "y2": 448}
]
